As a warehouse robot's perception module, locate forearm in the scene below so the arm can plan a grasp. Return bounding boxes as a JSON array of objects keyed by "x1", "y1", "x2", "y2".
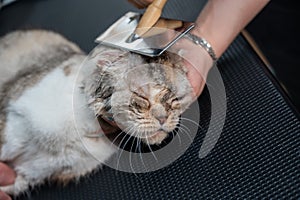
[{"x1": 192, "y1": 0, "x2": 270, "y2": 58}]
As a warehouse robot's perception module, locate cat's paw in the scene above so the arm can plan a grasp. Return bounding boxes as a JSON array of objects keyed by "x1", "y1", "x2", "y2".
[
  {"x1": 0, "y1": 175, "x2": 29, "y2": 197},
  {"x1": 52, "y1": 173, "x2": 77, "y2": 186},
  {"x1": 142, "y1": 131, "x2": 168, "y2": 145}
]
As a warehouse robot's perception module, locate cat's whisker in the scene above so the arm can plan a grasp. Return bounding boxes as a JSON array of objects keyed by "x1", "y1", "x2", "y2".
[
  {"x1": 122, "y1": 126, "x2": 139, "y2": 150},
  {"x1": 177, "y1": 125, "x2": 194, "y2": 143},
  {"x1": 115, "y1": 141, "x2": 126, "y2": 172},
  {"x1": 145, "y1": 137, "x2": 158, "y2": 162},
  {"x1": 170, "y1": 130, "x2": 175, "y2": 141},
  {"x1": 129, "y1": 136, "x2": 139, "y2": 177},
  {"x1": 109, "y1": 124, "x2": 135, "y2": 147},
  {"x1": 115, "y1": 125, "x2": 136, "y2": 171},
  {"x1": 173, "y1": 129, "x2": 182, "y2": 146},
  {"x1": 134, "y1": 128, "x2": 141, "y2": 154},
  {"x1": 162, "y1": 140, "x2": 168, "y2": 146},
  {"x1": 180, "y1": 117, "x2": 204, "y2": 132},
  {"x1": 133, "y1": 126, "x2": 149, "y2": 173},
  {"x1": 128, "y1": 127, "x2": 146, "y2": 177},
  {"x1": 176, "y1": 129, "x2": 183, "y2": 146},
  {"x1": 137, "y1": 137, "x2": 148, "y2": 173},
  {"x1": 179, "y1": 123, "x2": 192, "y2": 134},
  {"x1": 109, "y1": 130, "x2": 125, "y2": 147},
  {"x1": 123, "y1": 125, "x2": 136, "y2": 134}
]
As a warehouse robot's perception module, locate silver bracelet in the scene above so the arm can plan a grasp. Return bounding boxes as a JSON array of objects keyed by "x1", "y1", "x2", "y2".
[{"x1": 184, "y1": 32, "x2": 218, "y2": 62}]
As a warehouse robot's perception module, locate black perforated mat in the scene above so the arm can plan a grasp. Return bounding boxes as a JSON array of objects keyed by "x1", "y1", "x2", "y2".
[{"x1": 14, "y1": 34, "x2": 300, "y2": 200}]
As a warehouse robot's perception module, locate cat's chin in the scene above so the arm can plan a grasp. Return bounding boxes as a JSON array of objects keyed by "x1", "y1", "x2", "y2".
[{"x1": 142, "y1": 131, "x2": 168, "y2": 145}]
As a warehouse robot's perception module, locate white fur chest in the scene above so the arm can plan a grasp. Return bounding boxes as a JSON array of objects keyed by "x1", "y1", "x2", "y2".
[{"x1": 0, "y1": 58, "x2": 116, "y2": 194}]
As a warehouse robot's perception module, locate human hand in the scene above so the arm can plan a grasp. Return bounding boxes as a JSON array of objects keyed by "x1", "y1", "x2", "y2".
[
  {"x1": 0, "y1": 163, "x2": 15, "y2": 200},
  {"x1": 172, "y1": 30, "x2": 214, "y2": 98},
  {"x1": 145, "y1": 25, "x2": 214, "y2": 99},
  {"x1": 128, "y1": 0, "x2": 214, "y2": 98}
]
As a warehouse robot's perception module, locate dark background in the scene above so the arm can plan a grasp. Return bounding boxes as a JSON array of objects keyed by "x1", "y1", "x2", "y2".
[
  {"x1": 246, "y1": 0, "x2": 300, "y2": 111},
  {"x1": 0, "y1": 0, "x2": 299, "y2": 111}
]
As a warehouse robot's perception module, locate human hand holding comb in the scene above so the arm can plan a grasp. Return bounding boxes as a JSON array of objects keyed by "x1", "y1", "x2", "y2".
[
  {"x1": 127, "y1": 0, "x2": 183, "y2": 42},
  {"x1": 128, "y1": 0, "x2": 270, "y2": 97},
  {"x1": 127, "y1": 0, "x2": 211, "y2": 98}
]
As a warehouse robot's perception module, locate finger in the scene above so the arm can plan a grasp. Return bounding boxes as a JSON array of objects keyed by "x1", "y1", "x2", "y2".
[
  {"x1": 184, "y1": 61, "x2": 206, "y2": 98},
  {"x1": 0, "y1": 163, "x2": 16, "y2": 186},
  {"x1": 0, "y1": 191, "x2": 11, "y2": 200}
]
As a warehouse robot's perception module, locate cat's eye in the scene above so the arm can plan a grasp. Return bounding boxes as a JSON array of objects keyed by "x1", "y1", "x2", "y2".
[
  {"x1": 131, "y1": 98, "x2": 149, "y2": 109},
  {"x1": 171, "y1": 98, "x2": 181, "y2": 109},
  {"x1": 161, "y1": 92, "x2": 173, "y2": 103},
  {"x1": 130, "y1": 92, "x2": 150, "y2": 109}
]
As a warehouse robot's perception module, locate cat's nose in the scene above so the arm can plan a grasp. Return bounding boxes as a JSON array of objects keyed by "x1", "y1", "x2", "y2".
[{"x1": 156, "y1": 116, "x2": 167, "y2": 125}]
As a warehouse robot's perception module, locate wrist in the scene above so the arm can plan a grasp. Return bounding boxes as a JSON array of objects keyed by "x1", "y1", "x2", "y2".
[
  {"x1": 178, "y1": 35, "x2": 214, "y2": 76},
  {"x1": 184, "y1": 30, "x2": 218, "y2": 62},
  {"x1": 190, "y1": 26, "x2": 224, "y2": 59}
]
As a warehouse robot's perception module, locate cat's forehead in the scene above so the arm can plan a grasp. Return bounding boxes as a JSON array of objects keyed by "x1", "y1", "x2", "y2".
[
  {"x1": 127, "y1": 69, "x2": 175, "y2": 95},
  {"x1": 131, "y1": 84, "x2": 175, "y2": 101}
]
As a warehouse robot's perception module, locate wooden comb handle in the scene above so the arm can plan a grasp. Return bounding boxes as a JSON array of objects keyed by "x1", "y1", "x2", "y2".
[
  {"x1": 135, "y1": 0, "x2": 168, "y2": 36},
  {"x1": 142, "y1": 19, "x2": 183, "y2": 38}
]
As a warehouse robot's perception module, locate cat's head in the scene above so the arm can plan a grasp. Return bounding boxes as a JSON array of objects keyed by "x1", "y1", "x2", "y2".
[{"x1": 86, "y1": 47, "x2": 194, "y2": 145}]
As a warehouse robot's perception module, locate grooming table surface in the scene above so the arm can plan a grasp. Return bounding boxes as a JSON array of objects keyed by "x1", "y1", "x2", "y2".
[{"x1": 0, "y1": 0, "x2": 299, "y2": 199}]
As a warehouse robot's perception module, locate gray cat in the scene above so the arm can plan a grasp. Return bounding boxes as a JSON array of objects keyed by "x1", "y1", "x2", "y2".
[{"x1": 0, "y1": 30, "x2": 194, "y2": 196}]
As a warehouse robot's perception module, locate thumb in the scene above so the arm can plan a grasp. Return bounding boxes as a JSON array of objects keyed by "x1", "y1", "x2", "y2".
[{"x1": 0, "y1": 163, "x2": 15, "y2": 186}]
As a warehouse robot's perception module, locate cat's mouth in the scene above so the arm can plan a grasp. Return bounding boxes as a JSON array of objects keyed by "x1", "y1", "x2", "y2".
[
  {"x1": 141, "y1": 130, "x2": 169, "y2": 145},
  {"x1": 97, "y1": 115, "x2": 170, "y2": 145},
  {"x1": 148, "y1": 130, "x2": 164, "y2": 138}
]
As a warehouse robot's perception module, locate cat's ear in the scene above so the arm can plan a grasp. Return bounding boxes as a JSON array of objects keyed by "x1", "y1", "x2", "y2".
[
  {"x1": 93, "y1": 47, "x2": 128, "y2": 69},
  {"x1": 96, "y1": 59, "x2": 109, "y2": 69}
]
